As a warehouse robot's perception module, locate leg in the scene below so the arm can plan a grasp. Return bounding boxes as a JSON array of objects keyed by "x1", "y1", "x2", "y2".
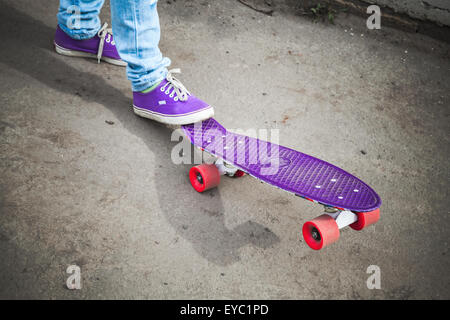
[
  {"x1": 57, "y1": 0, "x2": 105, "y2": 40},
  {"x1": 110, "y1": 0, "x2": 170, "y2": 92},
  {"x1": 110, "y1": 0, "x2": 214, "y2": 125}
]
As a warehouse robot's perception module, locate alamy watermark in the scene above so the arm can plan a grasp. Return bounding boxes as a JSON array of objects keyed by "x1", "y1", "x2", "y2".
[
  {"x1": 67, "y1": 5, "x2": 81, "y2": 30},
  {"x1": 366, "y1": 5, "x2": 381, "y2": 30},
  {"x1": 66, "y1": 265, "x2": 81, "y2": 290},
  {"x1": 171, "y1": 124, "x2": 282, "y2": 176},
  {"x1": 366, "y1": 265, "x2": 381, "y2": 289}
]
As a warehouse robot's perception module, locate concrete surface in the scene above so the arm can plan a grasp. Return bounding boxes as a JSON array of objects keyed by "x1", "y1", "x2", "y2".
[
  {"x1": 361, "y1": 0, "x2": 450, "y2": 26},
  {"x1": 0, "y1": 0, "x2": 449, "y2": 299}
]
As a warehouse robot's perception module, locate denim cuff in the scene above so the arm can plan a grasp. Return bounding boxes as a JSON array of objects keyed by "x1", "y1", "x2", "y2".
[
  {"x1": 132, "y1": 72, "x2": 167, "y2": 92},
  {"x1": 58, "y1": 23, "x2": 99, "y2": 40}
]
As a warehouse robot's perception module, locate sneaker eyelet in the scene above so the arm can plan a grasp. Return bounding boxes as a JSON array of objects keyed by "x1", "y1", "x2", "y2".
[
  {"x1": 169, "y1": 93, "x2": 174, "y2": 98},
  {"x1": 174, "y1": 97, "x2": 178, "y2": 102},
  {"x1": 165, "y1": 90, "x2": 170, "y2": 94}
]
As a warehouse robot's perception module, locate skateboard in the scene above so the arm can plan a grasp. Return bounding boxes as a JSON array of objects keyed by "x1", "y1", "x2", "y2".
[{"x1": 182, "y1": 118, "x2": 381, "y2": 250}]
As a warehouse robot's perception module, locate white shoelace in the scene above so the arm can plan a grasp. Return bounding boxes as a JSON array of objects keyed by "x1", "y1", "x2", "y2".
[
  {"x1": 97, "y1": 23, "x2": 115, "y2": 64},
  {"x1": 160, "y1": 69, "x2": 191, "y2": 102}
]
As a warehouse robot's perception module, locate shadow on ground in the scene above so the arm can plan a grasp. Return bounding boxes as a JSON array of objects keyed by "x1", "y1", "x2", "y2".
[{"x1": 0, "y1": 1, "x2": 279, "y2": 267}]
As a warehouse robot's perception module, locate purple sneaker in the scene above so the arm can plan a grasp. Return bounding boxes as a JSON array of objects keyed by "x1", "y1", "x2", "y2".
[
  {"x1": 54, "y1": 23, "x2": 126, "y2": 67},
  {"x1": 133, "y1": 69, "x2": 214, "y2": 125}
]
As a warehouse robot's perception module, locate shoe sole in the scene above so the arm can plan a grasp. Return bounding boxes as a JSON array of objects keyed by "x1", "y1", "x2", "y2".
[
  {"x1": 133, "y1": 105, "x2": 215, "y2": 125},
  {"x1": 54, "y1": 42, "x2": 127, "y2": 67}
]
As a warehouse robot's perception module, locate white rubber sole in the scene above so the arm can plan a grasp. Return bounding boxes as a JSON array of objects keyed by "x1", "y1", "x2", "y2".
[
  {"x1": 133, "y1": 105, "x2": 215, "y2": 125},
  {"x1": 54, "y1": 42, "x2": 127, "y2": 67}
]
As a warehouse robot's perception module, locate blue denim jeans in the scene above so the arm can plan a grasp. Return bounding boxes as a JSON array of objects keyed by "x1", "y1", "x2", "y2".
[{"x1": 57, "y1": 0, "x2": 170, "y2": 91}]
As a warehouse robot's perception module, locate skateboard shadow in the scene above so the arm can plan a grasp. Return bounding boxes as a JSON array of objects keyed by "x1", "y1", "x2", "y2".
[{"x1": 0, "y1": 2, "x2": 279, "y2": 266}]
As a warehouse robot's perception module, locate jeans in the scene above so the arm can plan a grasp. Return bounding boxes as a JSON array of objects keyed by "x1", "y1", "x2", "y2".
[{"x1": 57, "y1": 0, "x2": 171, "y2": 92}]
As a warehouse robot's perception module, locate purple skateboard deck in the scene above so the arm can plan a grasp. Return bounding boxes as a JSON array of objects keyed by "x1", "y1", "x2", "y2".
[{"x1": 182, "y1": 118, "x2": 381, "y2": 212}]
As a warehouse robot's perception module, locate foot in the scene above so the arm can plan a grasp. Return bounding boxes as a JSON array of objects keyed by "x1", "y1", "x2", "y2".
[
  {"x1": 133, "y1": 69, "x2": 214, "y2": 125},
  {"x1": 54, "y1": 23, "x2": 126, "y2": 67}
]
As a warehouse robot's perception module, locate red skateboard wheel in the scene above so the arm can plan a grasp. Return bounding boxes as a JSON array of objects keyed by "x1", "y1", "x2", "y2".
[
  {"x1": 189, "y1": 164, "x2": 221, "y2": 193},
  {"x1": 350, "y1": 208, "x2": 380, "y2": 231},
  {"x1": 302, "y1": 215, "x2": 340, "y2": 250},
  {"x1": 234, "y1": 170, "x2": 245, "y2": 178}
]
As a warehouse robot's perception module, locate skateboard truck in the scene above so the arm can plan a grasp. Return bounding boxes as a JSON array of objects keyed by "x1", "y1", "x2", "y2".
[
  {"x1": 324, "y1": 209, "x2": 358, "y2": 229},
  {"x1": 214, "y1": 158, "x2": 244, "y2": 177},
  {"x1": 302, "y1": 207, "x2": 380, "y2": 250}
]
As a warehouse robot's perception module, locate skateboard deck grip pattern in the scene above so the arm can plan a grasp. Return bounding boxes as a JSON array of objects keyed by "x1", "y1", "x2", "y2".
[{"x1": 183, "y1": 118, "x2": 381, "y2": 212}]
